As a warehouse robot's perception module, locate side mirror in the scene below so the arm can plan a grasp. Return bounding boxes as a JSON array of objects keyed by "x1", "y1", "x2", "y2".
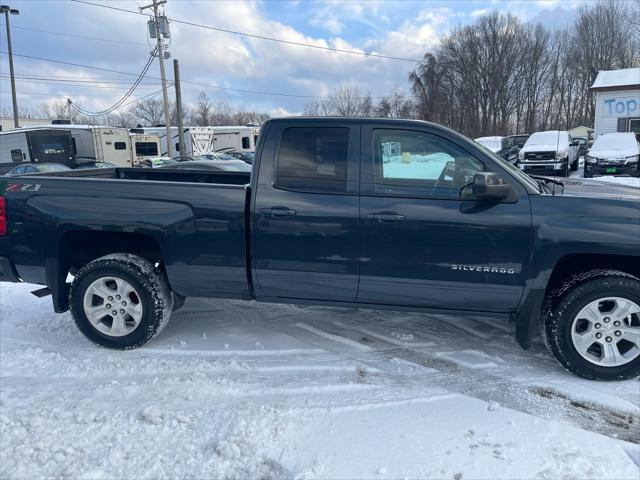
[
  {"x1": 472, "y1": 172, "x2": 517, "y2": 202},
  {"x1": 570, "y1": 140, "x2": 579, "y2": 147}
]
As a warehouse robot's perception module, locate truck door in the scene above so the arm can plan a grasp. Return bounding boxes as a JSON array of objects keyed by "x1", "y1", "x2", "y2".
[
  {"x1": 252, "y1": 122, "x2": 360, "y2": 302},
  {"x1": 358, "y1": 126, "x2": 532, "y2": 312}
]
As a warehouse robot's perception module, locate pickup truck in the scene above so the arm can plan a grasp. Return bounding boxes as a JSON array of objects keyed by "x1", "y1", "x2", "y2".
[
  {"x1": 1, "y1": 118, "x2": 639, "y2": 381},
  {"x1": 518, "y1": 130, "x2": 580, "y2": 177}
]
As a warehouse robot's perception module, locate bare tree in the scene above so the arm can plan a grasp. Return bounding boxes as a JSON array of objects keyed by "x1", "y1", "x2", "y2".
[
  {"x1": 130, "y1": 97, "x2": 165, "y2": 126},
  {"x1": 191, "y1": 91, "x2": 212, "y2": 126}
]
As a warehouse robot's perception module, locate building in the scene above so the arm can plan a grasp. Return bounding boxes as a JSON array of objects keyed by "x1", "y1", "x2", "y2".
[
  {"x1": 568, "y1": 125, "x2": 593, "y2": 142},
  {"x1": 0, "y1": 116, "x2": 51, "y2": 131},
  {"x1": 590, "y1": 68, "x2": 640, "y2": 140}
]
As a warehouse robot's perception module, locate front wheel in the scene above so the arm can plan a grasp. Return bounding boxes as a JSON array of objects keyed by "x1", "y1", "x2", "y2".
[
  {"x1": 69, "y1": 253, "x2": 173, "y2": 349},
  {"x1": 544, "y1": 271, "x2": 640, "y2": 380}
]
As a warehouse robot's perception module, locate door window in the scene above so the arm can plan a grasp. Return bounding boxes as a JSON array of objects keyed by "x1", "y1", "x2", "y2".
[
  {"x1": 10, "y1": 149, "x2": 22, "y2": 163},
  {"x1": 114, "y1": 142, "x2": 127, "y2": 150},
  {"x1": 242, "y1": 136, "x2": 250, "y2": 149},
  {"x1": 276, "y1": 127, "x2": 349, "y2": 192},
  {"x1": 372, "y1": 129, "x2": 484, "y2": 197}
]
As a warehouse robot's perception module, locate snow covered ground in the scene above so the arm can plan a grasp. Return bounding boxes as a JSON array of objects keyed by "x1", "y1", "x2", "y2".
[
  {"x1": 1, "y1": 163, "x2": 638, "y2": 479},
  {"x1": 1, "y1": 282, "x2": 639, "y2": 479}
]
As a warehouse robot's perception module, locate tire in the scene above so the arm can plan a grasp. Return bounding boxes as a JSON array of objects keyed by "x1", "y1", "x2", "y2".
[
  {"x1": 69, "y1": 253, "x2": 173, "y2": 349},
  {"x1": 570, "y1": 157, "x2": 578, "y2": 171},
  {"x1": 583, "y1": 165, "x2": 592, "y2": 178},
  {"x1": 544, "y1": 270, "x2": 640, "y2": 381},
  {"x1": 559, "y1": 160, "x2": 569, "y2": 177}
]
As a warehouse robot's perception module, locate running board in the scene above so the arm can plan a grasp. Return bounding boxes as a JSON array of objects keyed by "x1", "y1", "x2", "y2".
[{"x1": 31, "y1": 287, "x2": 52, "y2": 298}]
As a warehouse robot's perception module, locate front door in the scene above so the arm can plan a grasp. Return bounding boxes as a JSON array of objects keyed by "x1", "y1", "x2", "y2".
[
  {"x1": 252, "y1": 123, "x2": 360, "y2": 302},
  {"x1": 358, "y1": 126, "x2": 532, "y2": 313}
]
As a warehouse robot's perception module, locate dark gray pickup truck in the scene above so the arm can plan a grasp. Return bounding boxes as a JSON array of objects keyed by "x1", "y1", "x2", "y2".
[{"x1": 1, "y1": 118, "x2": 639, "y2": 380}]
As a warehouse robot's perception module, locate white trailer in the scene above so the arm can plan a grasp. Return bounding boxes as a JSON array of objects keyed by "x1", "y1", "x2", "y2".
[
  {"x1": 0, "y1": 128, "x2": 75, "y2": 173},
  {"x1": 41, "y1": 125, "x2": 133, "y2": 167},
  {"x1": 141, "y1": 126, "x2": 256, "y2": 157},
  {"x1": 130, "y1": 133, "x2": 161, "y2": 165}
]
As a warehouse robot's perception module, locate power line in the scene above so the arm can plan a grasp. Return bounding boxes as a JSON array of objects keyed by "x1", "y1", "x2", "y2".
[
  {"x1": 0, "y1": 50, "x2": 330, "y2": 99},
  {"x1": 0, "y1": 75, "x2": 163, "y2": 89},
  {"x1": 0, "y1": 23, "x2": 147, "y2": 46},
  {"x1": 1, "y1": 51, "x2": 420, "y2": 100},
  {"x1": 71, "y1": 48, "x2": 157, "y2": 116},
  {"x1": 70, "y1": 0, "x2": 422, "y2": 63}
]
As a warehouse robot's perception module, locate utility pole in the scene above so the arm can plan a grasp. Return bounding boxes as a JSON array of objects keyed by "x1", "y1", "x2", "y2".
[
  {"x1": 141, "y1": 0, "x2": 173, "y2": 157},
  {"x1": 173, "y1": 59, "x2": 185, "y2": 156},
  {"x1": 1, "y1": 5, "x2": 20, "y2": 128}
]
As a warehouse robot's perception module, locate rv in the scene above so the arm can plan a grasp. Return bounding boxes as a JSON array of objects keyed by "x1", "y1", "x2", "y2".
[
  {"x1": 0, "y1": 128, "x2": 75, "y2": 174},
  {"x1": 37, "y1": 125, "x2": 133, "y2": 167},
  {"x1": 141, "y1": 126, "x2": 256, "y2": 157},
  {"x1": 130, "y1": 133, "x2": 161, "y2": 165}
]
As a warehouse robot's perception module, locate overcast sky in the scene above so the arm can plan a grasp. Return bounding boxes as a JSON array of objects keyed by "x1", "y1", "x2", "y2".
[{"x1": 0, "y1": 0, "x2": 588, "y2": 118}]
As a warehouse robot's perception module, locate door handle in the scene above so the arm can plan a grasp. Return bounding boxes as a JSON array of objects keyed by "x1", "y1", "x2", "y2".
[
  {"x1": 260, "y1": 207, "x2": 297, "y2": 217},
  {"x1": 368, "y1": 212, "x2": 406, "y2": 223}
]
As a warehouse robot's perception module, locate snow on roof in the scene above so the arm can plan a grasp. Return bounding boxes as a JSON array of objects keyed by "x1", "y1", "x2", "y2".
[{"x1": 591, "y1": 68, "x2": 640, "y2": 90}]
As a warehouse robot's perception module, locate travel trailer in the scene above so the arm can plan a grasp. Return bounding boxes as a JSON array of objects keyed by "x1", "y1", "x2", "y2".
[
  {"x1": 141, "y1": 126, "x2": 256, "y2": 157},
  {"x1": 0, "y1": 128, "x2": 75, "y2": 174},
  {"x1": 130, "y1": 133, "x2": 161, "y2": 165},
  {"x1": 35, "y1": 125, "x2": 133, "y2": 167}
]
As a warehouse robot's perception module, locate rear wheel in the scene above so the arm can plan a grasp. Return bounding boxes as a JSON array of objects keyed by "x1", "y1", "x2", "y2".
[
  {"x1": 544, "y1": 271, "x2": 640, "y2": 380},
  {"x1": 69, "y1": 253, "x2": 173, "y2": 349}
]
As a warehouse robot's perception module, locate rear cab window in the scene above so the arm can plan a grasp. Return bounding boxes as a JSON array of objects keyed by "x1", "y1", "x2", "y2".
[{"x1": 275, "y1": 127, "x2": 349, "y2": 192}]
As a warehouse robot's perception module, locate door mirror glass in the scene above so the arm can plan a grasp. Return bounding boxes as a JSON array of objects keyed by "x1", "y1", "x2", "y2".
[
  {"x1": 472, "y1": 172, "x2": 517, "y2": 201},
  {"x1": 570, "y1": 140, "x2": 579, "y2": 147}
]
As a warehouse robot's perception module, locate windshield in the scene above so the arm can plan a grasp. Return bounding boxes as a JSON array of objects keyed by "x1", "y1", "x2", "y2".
[{"x1": 39, "y1": 164, "x2": 69, "y2": 172}]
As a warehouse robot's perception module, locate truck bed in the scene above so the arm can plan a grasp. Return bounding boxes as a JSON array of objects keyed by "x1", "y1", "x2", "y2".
[
  {"x1": 29, "y1": 166, "x2": 251, "y2": 186},
  {"x1": 1, "y1": 166, "x2": 251, "y2": 302}
]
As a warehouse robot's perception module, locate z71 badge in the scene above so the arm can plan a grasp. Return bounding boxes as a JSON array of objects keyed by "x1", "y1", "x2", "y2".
[{"x1": 451, "y1": 264, "x2": 518, "y2": 274}]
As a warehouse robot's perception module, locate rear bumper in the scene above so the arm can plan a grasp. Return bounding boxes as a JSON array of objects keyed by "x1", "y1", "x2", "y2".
[{"x1": 0, "y1": 257, "x2": 20, "y2": 283}]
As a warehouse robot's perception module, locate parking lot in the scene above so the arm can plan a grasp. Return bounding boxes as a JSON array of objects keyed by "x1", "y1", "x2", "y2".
[{"x1": 2, "y1": 282, "x2": 638, "y2": 479}]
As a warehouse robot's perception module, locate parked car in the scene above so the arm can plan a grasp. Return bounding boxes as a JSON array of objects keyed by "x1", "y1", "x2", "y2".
[
  {"x1": 172, "y1": 156, "x2": 199, "y2": 162},
  {"x1": 518, "y1": 130, "x2": 579, "y2": 177},
  {"x1": 500, "y1": 134, "x2": 530, "y2": 165},
  {"x1": 160, "y1": 159, "x2": 252, "y2": 172},
  {"x1": 584, "y1": 132, "x2": 640, "y2": 177},
  {"x1": 574, "y1": 137, "x2": 589, "y2": 158},
  {"x1": 4, "y1": 163, "x2": 71, "y2": 176},
  {"x1": 198, "y1": 152, "x2": 238, "y2": 162},
  {"x1": 74, "y1": 162, "x2": 116, "y2": 169},
  {"x1": 226, "y1": 151, "x2": 255, "y2": 164},
  {"x1": 135, "y1": 157, "x2": 177, "y2": 168},
  {"x1": 1, "y1": 118, "x2": 639, "y2": 381},
  {"x1": 475, "y1": 136, "x2": 505, "y2": 153}
]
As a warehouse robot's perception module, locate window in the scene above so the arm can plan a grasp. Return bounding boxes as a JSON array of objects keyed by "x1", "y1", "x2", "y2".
[
  {"x1": 135, "y1": 142, "x2": 159, "y2": 156},
  {"x1": 373, "y1": 129, "x2": 484, "y2": 198},
  {"x1": 175, "y1": 143, "x2": 180, "y2": 152},
  {"x1": 10, "y1": 149, "x2": 23, "y2": 163},
  {"x1": 242, "y1": 136, "x2": 251, "y2": 149},
  {"x1": 114, "y1": 142, "x2": 127, "y2": 150},
  {"x1": 276, "y1": 127, "x2": 349, "y2": 192}
]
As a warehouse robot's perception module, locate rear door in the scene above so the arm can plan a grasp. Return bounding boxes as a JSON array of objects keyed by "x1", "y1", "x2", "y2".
[
  {"x1": 358, "y1": 126, "x2": 532, "y2": 312},
  {"x1": 252, "y1": 122, "x2": 360, "y2": 301}
]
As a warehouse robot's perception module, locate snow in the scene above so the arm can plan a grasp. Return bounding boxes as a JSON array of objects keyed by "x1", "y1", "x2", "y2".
[
  {"x1": 570, "y1": 156, "x2": 640, "y2": 187},
  {"x1": 591, "y1": 68, "x2": 640, "y2": 90},
  {"x1": 589, "y1": 133, "x2": 640, "y2": 158},
  {"x1": 1, "y1": 282, "x2": 639, "y2": 479},
  {"x1": 475, "y1": 136, "x2": 504, "y2": 152}
]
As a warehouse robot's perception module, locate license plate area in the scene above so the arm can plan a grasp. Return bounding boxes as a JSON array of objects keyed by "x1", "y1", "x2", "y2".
[{"x1": 606, "y1": 167, "x2": 617, "y2": 173}]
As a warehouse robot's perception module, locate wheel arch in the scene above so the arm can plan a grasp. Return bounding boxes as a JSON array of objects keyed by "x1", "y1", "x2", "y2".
[
  {"x1": 515, "y1": 252, "x2": 640, "y2": 349},
  {"x1": 50, "y1": 229, "x2": 167, "y2": 313}
]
